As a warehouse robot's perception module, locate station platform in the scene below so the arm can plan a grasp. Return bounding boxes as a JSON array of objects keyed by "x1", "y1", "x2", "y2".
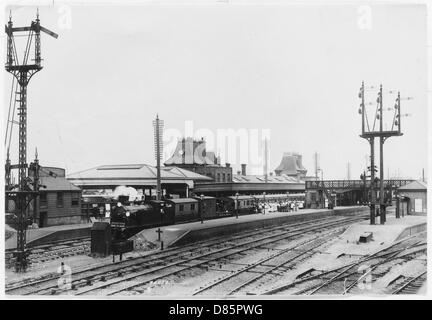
[
  {"x1": 130, "y1": 206, "x2": 369, "y2": 250},
  {"x1": 5, "y1": 223, "x2": 92, "y2": 250},
  {"x1": 326, "y1": 214, "x2": 427, "y2": 258}
]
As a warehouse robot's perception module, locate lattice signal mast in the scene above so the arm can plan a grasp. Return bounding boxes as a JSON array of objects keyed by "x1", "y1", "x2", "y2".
[
  {"x1": 153, "y1": 115, "x2": 164, "y2": 200},
  {"x1": 358, "y1": 81, "x2": 410, "y2": 225},
  {"x1": 5, "y1": 10, "x2": 58, "y2": 272}
]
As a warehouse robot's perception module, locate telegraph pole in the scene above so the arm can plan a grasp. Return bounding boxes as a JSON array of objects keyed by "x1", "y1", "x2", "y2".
[
  {"x1": 153, "y1": 115, "x2": 164, "y2": 200},
  {"x1": 5, "y1": 11, "x2": 58, "y2": 272},
  {"x1": 359, "y1": 81, "x2": 376, "y2": 224},
  {"x1": 379, "y1": 85, "x2": 385, "y2": 224}
]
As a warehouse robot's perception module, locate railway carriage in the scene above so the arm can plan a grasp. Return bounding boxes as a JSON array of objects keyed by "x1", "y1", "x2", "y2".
[
  {"x1": 192, "y1": 196, "x2": 218, "y2": 219},
  {"x1": 223, "y1": 195, "x2": 257, "y2": 215},
  {"x1": 165, "y1": 198, "x2": 199, "y2": 222}
]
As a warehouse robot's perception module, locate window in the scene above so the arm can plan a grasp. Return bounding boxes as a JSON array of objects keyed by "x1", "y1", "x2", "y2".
[
  {"x1": 191, "y1": 203, "x2": 195, "y2": 210},
  {"x1": 71, "y1": 193, "x2": 79, "y2": 206},
  {"x1": 222, "y1": 173, "x2": 226, "y2": 182},
  {"x1": 56, "y1": 192, "x2": 63, "y2": 207},
  {"x1": 227, "y1": 174, "x2": 231, "y2": 182},
  {"x1": 179, "y1": 204, "x2": 184, "y2": 212},
  {"x1": 217, "y1": 173, "x2": 221, "y2": 182},
  {"x1": 39, "y1": 193, "x2": 47, "y2": 208},
  {"x1": 414, "y1": 199, "x2": 422, "y2": 212}
]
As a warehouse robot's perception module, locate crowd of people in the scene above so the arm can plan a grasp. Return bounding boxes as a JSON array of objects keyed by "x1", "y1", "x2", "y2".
[{"x1": 257, "y1": 200, "x2": 304, "y2": 213}]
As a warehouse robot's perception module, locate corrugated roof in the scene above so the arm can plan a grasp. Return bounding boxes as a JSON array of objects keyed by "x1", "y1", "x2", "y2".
[{"x1": 398, "y1": 180, "x2": 427, "y2": 191}]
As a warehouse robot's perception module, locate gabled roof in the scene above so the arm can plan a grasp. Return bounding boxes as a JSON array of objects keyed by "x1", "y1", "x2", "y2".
[
  {"x1": 22, "y1": 176, "x2": 81, "y2": 192},
  {"x1": 40, "y1": 176, "x2": 81, "y2": 192},
  {"x1": 398, "y1": 180, "x2": 427, "y2": 191}
]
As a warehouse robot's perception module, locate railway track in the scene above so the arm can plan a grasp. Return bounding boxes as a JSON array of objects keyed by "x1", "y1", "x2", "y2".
[
  {"x1": 5, "y1": 214, "x2": 347, "y2": 293},
  {"x1": 342, "y1": 241, "x2": 427, "y2": 295},
  {"x1": 391, "y1": 271, "x2": 427, "y2": 295},
  {"x1": 259, "y1": 233, "x2": 426, "y2": 296},
  {"x1": 5, "y1": 237, "x2": 91, "y2": 268},
  {"x1": 192, "y1": 228, "x2": 344, "y2": 296},
  {"x1": 6, "y1": 214, "x2": 367, "y2": 296},
  {"x1": 76, "y1": 216, "x2": 364, "y2": 296}
]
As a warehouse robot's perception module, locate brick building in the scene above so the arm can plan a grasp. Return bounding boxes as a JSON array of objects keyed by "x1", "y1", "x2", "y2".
[{"x1": 164, "y1": 137, "x2": 233, "y2": 183}]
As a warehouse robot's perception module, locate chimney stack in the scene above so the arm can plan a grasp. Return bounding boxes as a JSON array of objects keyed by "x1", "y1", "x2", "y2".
[
  {"x1": 241, "y1": 164, "x2": 247, "y2": 176},
  {"x1": 225, "y1": 163, "x2": 230, "y2": 168}
]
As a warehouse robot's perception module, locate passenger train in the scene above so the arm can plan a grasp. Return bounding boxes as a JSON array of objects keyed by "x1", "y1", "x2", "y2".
[{"x1": 82, "y1": 193, "x2": 305, "y2": 238}]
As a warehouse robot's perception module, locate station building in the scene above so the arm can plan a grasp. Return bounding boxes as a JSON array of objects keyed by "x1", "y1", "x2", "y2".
[
  {"x1": 193, "y1": 164, "x2": 305, "y2": 197},
  {"x1": 6, "y1": 167, "x2": 83, "y2": 228},
  {"x1": 396, "y1": 180, "x2": 427, "y2": 215},
  {"x1": 36, "y1": 167, "x2": 83, "y2": 227},
  {"x1": 164, "y1": 137, "x2": 233, "y2": 183},
  {"x1": 163, "y1": 139, "x2": 308, "y2": 197}
]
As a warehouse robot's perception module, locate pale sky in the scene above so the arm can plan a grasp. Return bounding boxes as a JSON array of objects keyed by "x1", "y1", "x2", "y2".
[{"x1": 2, "y1": 3, "x2": 428, "y2": 180}]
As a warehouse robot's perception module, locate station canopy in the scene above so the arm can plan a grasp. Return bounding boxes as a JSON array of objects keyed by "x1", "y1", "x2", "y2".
[{"x1": 66, "y1": 164, "x2": 212, "y2": 189}]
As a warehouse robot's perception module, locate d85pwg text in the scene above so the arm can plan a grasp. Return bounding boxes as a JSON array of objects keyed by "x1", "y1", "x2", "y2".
[{"x1": 213, "y1": 304, "x2": 263, "y2": 315}]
